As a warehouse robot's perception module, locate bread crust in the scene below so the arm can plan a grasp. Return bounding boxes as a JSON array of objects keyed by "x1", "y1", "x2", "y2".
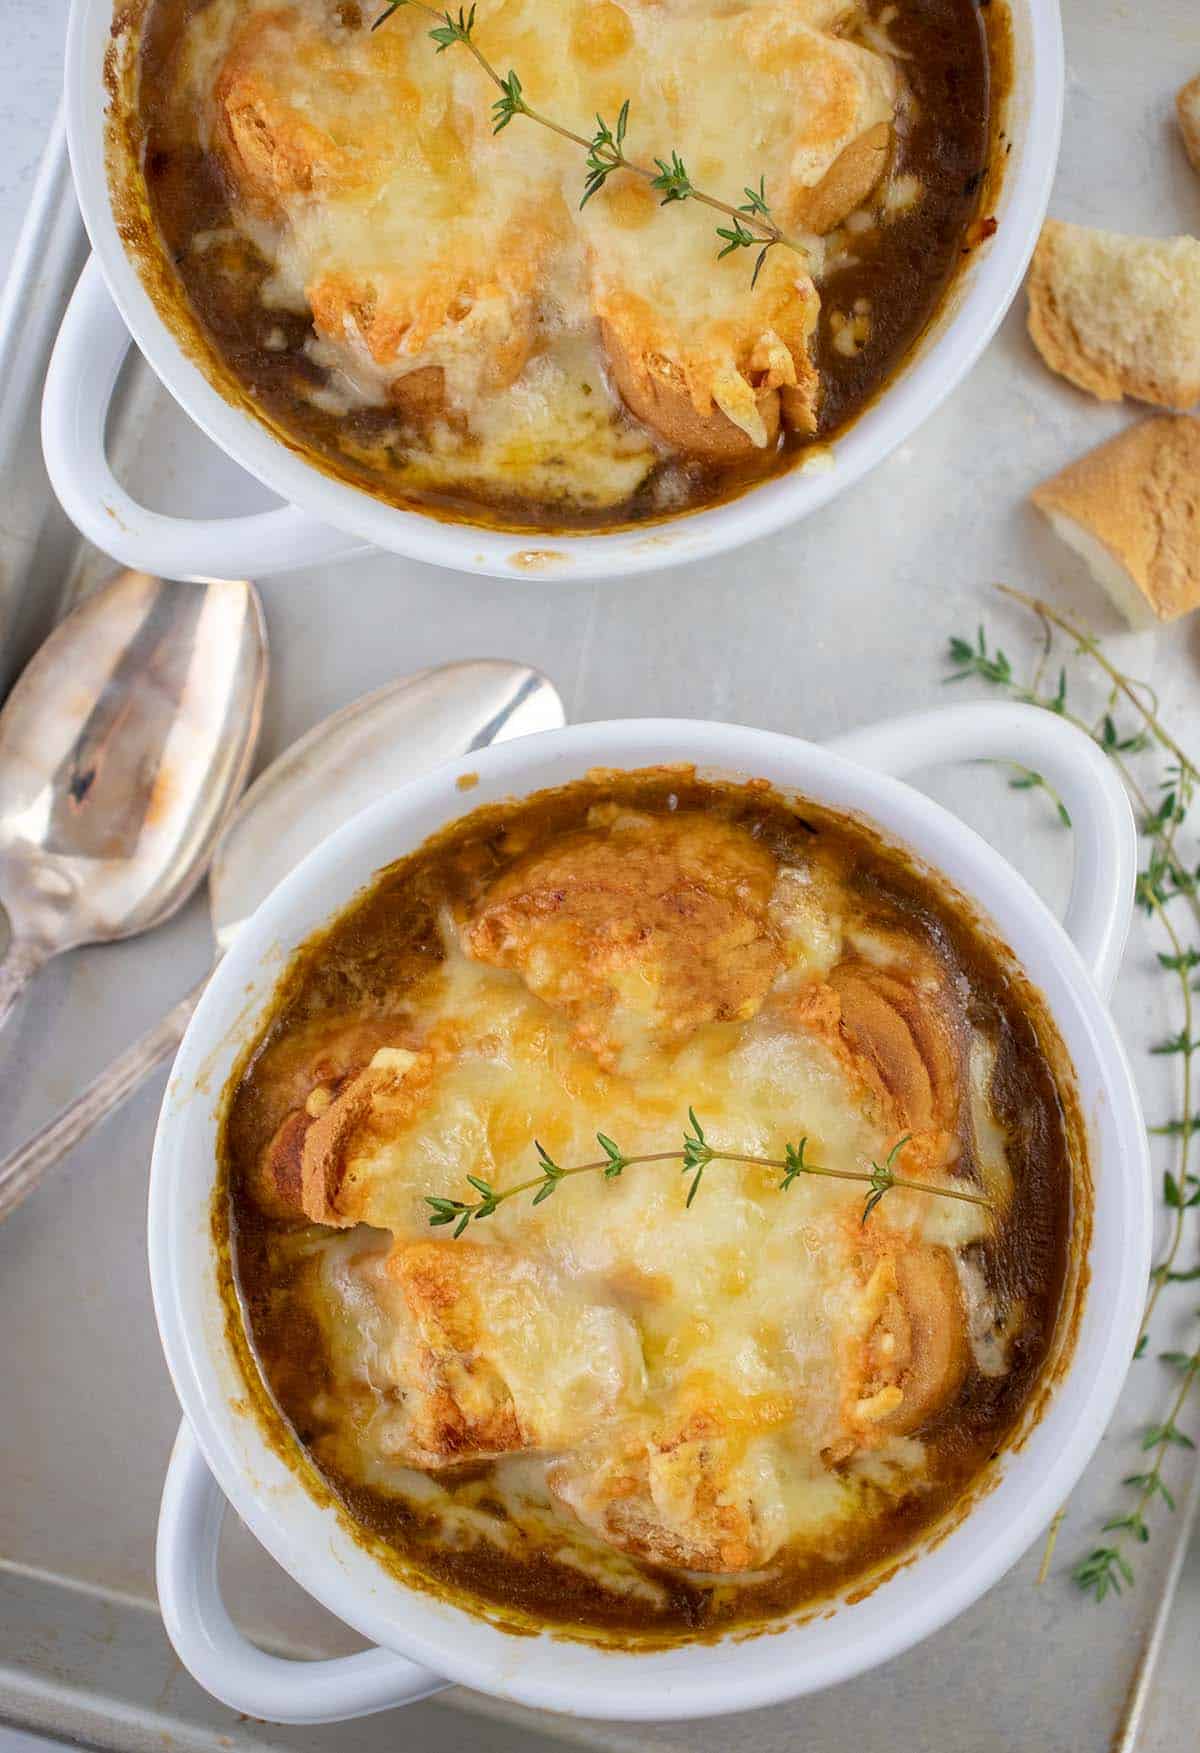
[
  {"x1": 1178, "y1": 74, "x2": 1200, "y2": 174},
  {"x1": 1031, "y1": 415, "x2": 1200, "y2": 624},
  {"x1": 601, "y1": 318, "x2": 784, "y2": 461}
]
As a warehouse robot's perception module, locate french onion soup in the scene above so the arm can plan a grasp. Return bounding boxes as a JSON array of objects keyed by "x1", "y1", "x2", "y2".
[
  {"x1": 219, "y1": 770, "x2": 1082, "y2": 1643},
  {"x1": 121, "y1": 0, "x2": 1006, "y2": 530}
]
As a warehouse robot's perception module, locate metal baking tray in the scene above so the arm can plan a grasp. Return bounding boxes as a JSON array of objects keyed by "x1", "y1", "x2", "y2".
[{"x1": 2, "y1": 4, "x2": 1199, "y2": 1741}]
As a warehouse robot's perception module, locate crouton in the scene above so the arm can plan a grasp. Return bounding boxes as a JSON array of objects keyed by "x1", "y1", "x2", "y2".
[
  {"x1": 1027, "y1": 221, "x2": 1200, "y2": 409},
  {"x1": 1031, "y1": 416, "x2": 1200, "y2": 626}
]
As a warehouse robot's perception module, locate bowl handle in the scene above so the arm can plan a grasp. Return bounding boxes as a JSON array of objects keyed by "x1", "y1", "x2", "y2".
[
  {"x1": 41, "y1": 256, "x2": 369, "y2": 580},
  {"x1": 827, "y1": 700, "x2": 1136, "y2": 998},
  {"x1": 157, "y1": 1421, "x2": 448, "y2": 1724}
]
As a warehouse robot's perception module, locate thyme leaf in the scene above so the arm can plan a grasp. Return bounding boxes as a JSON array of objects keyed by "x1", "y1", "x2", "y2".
[
  {"x1": 596, "y1": 1131, "x2": 628, "y2": 1178},
  {"x1": 945, "y1": 626, "x2": 1015, "y2": 687},
  {"x1": 861, "y1": 1133, "x2": 912, "y2": 1226},
  {"x1": 581, "y1": 102, "x2": 630, "y2": 205},
  {"x1": 1073, "y1": 1546, "x2": 1134, "y2": 1600},
  {"x1": 779, "y1": 1136, "x2": 812, "y2": 1191},
  {"x1": 651, "y1": 150, "x2": 694, "y2": 204},
  {"x1": 681, "y1": 1106, "x2": 712, "y2": 1207},
  {"x1": 428, "y1": 2, "x2": 475, "y2": 49},
  {"x1": 1006, "y1": 765, "x2": 1072, "y2": 827}
]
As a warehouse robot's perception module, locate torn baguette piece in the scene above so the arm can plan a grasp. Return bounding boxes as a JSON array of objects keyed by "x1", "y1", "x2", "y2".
[
  {"x1": 1027, "y1": 221, "x2": 1200, "y2": 409},
  {"x1": 1030, "y1": 416, "x2": 1200, "y2": 627},
  {"x1": 1179, "y1": 75, "x2": 1200, "y2": 174}
]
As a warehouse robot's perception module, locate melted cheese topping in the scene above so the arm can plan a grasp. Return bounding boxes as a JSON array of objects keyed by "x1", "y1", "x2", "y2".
[
  {"x1": 254, "y1": 807, "x2": 1018, "y2": 1588},
  {"x1": 162, "y1": 0, "x2": 907, "y2": 502}
]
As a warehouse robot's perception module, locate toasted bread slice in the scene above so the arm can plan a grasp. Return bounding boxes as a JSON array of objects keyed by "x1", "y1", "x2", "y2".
[
  {"x1": 828, "y1": 957, "x2": 965, "y2": 1139},
  {"x1": 1027, "y1": 221, "x2": 1200, "y2": 409},
  {"x1": 255, "y1": 1043, "x2": 440, "y2": 1225},
  {"x1": 1031, "y1": 416, "x2": 1200, "y2": 626},
  {"x1": 844, "y1": 1246, "x2": 969, "y2": 1444},
  {"x1": 306, "y1": 225, "x2": 550, "y2": 392},
  {"x1": 590, "y1": 190, "x2": 823, "y2": 458},
  {"x1": 1179, "y1": 75, "x2": 1200, "y2": 174},
  {"x1": 584, "y1": 2, "x2": 895, "y2": 454},
  {"x1": 213, "y1": 8, "x2": 406, "y2": 213},
  {"x1": 792, "y1": 122, "x2": 894, "y2": 236},
  {"x1": 463, "y1": 808, "x2": 782, "y2": 1071}
]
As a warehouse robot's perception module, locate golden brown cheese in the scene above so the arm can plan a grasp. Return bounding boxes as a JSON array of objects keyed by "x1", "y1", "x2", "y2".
[
  {"x1": 188, "y1": 0, "x2": 903, "y2": 485},
  {"x1": 211, "y1": 3, "x2": 561, "y2": 412},
  {"x1": 244, "y1": 805, "x2": 1015, "y2": 1579},
  {"x1": 302, "y1": 1215, "x2": 971, "y2": 1571},
  {"x1": 546, "y1": 1408, "x2": 795, "y2": 1573},
  {"x1": 387, "y1": 1240, "x2": 645, "y2": 1465},
  {"x1": 545, "y1": 1229, "x2": 966, "y2": 1571}
]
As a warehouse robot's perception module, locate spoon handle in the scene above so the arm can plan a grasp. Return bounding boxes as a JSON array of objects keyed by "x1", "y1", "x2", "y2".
[
  {"x1": 0, "y1": 975, "x2": 209, "y2": 1224},
  {"x1": 0, "y1": 936, "x2": 48, "y2": 1033}
]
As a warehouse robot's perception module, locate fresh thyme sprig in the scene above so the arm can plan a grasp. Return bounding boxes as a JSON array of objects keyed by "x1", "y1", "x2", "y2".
[
  {"x1": 372, "y1": 0, "x2": 810, "y2": 280},
  {"x1": 943, "y1": 588, "x2": 1200, "y2": 1598},
  {"x1": 425, "y1": 1111, "x2": 989, "y2": 1238},
  {"x1": 1072, "y1": 1337, "x2": 1199, "y2": 1600}
]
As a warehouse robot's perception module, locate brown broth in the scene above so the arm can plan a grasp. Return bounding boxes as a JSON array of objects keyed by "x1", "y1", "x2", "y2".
[
  {"x1": 132, "y1": 0, "x2": 1002, "y2": 532},
  {"x1": 219, "y1": 772, "x2": 1081, "y2": 1645}
]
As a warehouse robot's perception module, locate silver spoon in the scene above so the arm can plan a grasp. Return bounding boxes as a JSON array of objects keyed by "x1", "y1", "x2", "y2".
[
  {"x1": 0, "y1": 659, "x2": 564, "y2": 1222},
  {"x1": 0, "y1": 568, "x2": 266, "y2": 1031}
]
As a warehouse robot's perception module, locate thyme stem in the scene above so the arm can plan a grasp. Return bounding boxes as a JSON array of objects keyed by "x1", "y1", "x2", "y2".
[
  {"x1": 712, "y1": 1151, "x2": 991, "y2": 1206},
  {"x1": 1036, "y1": 1507, "x2": 1066, "y2": 1586},
  {"x1": 1140, "y1": 900, "x2": 1196, "y2": 1345},
  {"x1": 1137, "y1": 1348, "x2": 1199, "y2": 1509},
  {"x1": 374, "y1": 0, "x2": 810, "y2": 272},
  {"x1": 426, "y1": 1121, "x2": 990, "y2": 1238},
  {"x1": 995, "y1": 585, "x2": 1200, "y2": 782},
  {"x1": 1073, "y1": 1335, "x2": 1200, "y2": 1601}
]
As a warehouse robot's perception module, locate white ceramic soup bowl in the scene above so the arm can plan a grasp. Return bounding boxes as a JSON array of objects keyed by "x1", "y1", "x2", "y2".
[
  {"x1": 45, "y1": 0, "x2": 1062, "y2": 584},
  {"x1": 150, "y1": 702, "x2": 1149, "y2": 1727}
]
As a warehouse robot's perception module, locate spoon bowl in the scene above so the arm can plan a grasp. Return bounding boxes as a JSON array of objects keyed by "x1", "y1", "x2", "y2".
[
  {"x1": 0, "y1": 569, "x2": 266, "y2": 1026},
  {"x1": 0, "y1": 658, "x2": 564, "y2": 1222}
]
